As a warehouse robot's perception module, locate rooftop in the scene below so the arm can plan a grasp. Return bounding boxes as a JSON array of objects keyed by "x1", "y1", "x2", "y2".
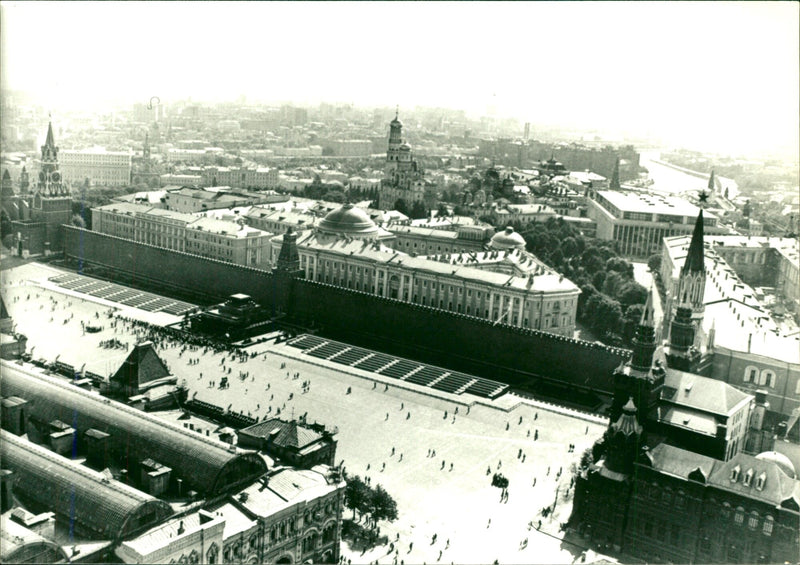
[
  {"x1": 661, "y1": 368, "x2": 752, "y2": 417},
  {"x1": 664, "y1": 235, "x2": 800, "y2": 364},
  {"x1": 239, "y1": 418, "x2": 324, "y2": 449},
  {"x1": 1, "y1": 515, "x2": 68, "y2": 563},
  {"x1": 1, "y1": 360, "x2": 267, "y2": 495},
  {"x1": 641, "y1": 442, "x2": 718, "y2": 481},
  {"x1": 596, "y1": 190, "x2": 711, "y2": 218},
  {"x1": 708, "y1": 452, "x2": 800, "y2": 507},
  {"x1": 288, "y1": 233, "x2": 580, "y2": 294},
  {"x1": 234, "y1": 466, "x2": 340, "y2": 519},
  {"x1": 1, "y1": 430, "x2": 173, "y2": 541}
]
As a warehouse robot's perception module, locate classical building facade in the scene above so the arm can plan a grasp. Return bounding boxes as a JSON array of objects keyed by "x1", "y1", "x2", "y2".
[
  {"x1": 92, "y1": 201, "x2": 273, "y2": 267},
  {"x1": 201, "y1": 166, "x2": 280, "y2": 190},
  {"x1": 268, "y1": 204, "x2": 580, "y2": 335}
]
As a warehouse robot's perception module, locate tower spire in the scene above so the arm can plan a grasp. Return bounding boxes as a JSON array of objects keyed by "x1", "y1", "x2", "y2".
[
  {"x1": 682, "y1": 210, "x2": 705, "y2": 277},
  {"x1": 45, "y1": 121, "x2": 56, "y2": 149},
  {"x1": 395, "y1": 105, "x2": 399, "y2": 121},
  {"x1": 610, "y1": 157, "x2": 621, "y2": 190},
  {"x1": 630, "y1": 287, "x2": 656, "y2": 372},
  {"x1": 707, "y1": 169, "x2": 716, "y2": 192}
]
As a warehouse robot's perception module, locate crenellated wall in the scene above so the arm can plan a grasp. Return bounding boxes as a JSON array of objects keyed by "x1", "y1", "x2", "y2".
[{"x1": 64, "y1": 227, "x2": 629, "y2": 396}]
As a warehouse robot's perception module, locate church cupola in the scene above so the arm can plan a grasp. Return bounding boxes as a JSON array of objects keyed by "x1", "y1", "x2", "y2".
[{"x1": 388, "y1": 107, "x2": 403, "y2": 146}]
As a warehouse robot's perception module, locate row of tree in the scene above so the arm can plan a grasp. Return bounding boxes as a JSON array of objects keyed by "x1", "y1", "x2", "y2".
[{"x1": 507, "y1": 217, "x2": 650, "y2": 344}]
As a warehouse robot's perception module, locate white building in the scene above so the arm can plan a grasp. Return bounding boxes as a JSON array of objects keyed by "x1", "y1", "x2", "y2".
[
  {"x1": 587, "y1": 190, "x2": 728, "y2": 258},
  {"x1": 270, "y1": 204, "x2": 580, "y2": 335},
  {"x1": 92, "y1": 202, "x2": 273, "y2": 267},
  {"x1": 59, "y1": 148, "x2": 133, "y2": 187}
]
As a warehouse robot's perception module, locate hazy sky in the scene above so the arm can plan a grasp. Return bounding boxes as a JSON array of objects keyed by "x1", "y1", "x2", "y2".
[{"x1": 2, "y1": 1, "x2": 798, "y2": 157}]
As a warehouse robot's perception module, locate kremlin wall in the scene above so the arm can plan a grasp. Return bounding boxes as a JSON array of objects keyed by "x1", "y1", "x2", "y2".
[{"x1": 62, "y1": 225, "x2": 629, "y2": 402}]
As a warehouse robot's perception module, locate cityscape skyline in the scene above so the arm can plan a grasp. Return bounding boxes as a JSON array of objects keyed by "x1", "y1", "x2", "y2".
[{"x1": 1, "y1": 1, "x2": 798, "y2": 159}]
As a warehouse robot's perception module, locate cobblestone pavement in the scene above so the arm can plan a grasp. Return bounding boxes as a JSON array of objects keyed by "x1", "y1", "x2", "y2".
[{"x1": 3, "y1": 263, "x2": 616, "y2": 564}]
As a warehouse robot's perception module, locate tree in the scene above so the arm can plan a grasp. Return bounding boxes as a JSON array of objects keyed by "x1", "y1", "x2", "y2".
[
  {"x1": 410, "y1": 200, "x2": 427, "y2": 220},
  {"x1": 605, "y1": 257, "x2": 634, "y2": 279},
  {"x1": 618, "y1": 282, "x2": 648, "y2": 309},
  {"x1": 580, "y1": 247, "x2": 605, "y2": 275},
  {"x1": 393, "y1": 199, "x2": 409, "y2": 216},
  {"x1": 437, "y1": 203, "x2": 450, "y2": 217},
  {"x1": 0, "y1": 209, "x2": 12, "y2": 238},
  {"x1": 594, "y1": 296, "x2": 623, "y2": 337},
  {"x1": 603, "y1": 271, "x2": 628, "y2": 299},
  {"x1": 560, "y1": 236, "x2": 579, "y2": 258},
  {"x1": 647, "y1": 254, "x2": 662, "y2": 273},
  {"x1": 344, "y1": 475, "x2": 371, "y2": 521},
  {"x1": 326, "y1": 190, "x2": 346, "y2": 204},
  {"x1": 370, "y1": 484, "x2": 398, "y2": 526},
  {"x1": 71, "y1": 214, "x2": 87, "y2": 229},
  {"x1": 577, "y1": 284, "x2": 598, "y2": 320},
  {"x1": 622, "y1": 303, "x2": 645, "y2": 342}
]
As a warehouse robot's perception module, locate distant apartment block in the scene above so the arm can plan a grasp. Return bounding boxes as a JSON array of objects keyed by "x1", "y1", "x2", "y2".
[
  {"x1": 59, "y1": 149, "x2": 133, "y2": 187},
  {"x1": 201, "y1": 166, "x2": 279, "y2": 190}
]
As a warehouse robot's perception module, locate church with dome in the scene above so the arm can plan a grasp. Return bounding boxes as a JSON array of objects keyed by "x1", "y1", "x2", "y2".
[{"x1": 268, "y1": 203, "x2": 580, "y2": 336}]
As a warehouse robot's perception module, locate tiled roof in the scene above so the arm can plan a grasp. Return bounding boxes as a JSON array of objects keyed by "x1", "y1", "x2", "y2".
[
  {"x1": 707, "y1": 452, "x2": 800, "y2": 506},
  {"x1": 641, "y1": 442, "x2": 718, "y2": 481},
  {"x1": 662, "y1": 368, "x2": 751, "y2": 417},
  {"x1": 239, "y1": 418, "x2": 323, "y2": 449},
  {"x1": 1, "y1": 430, "x2": 172, "y2": 541}
]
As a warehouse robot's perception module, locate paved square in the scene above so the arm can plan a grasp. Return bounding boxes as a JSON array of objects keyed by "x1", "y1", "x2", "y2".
[{"x1": 2, "y1": 263, "x2": 613, "y2": 564}]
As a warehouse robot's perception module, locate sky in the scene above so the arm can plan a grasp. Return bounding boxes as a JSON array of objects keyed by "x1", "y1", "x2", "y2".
[{"x1": 1, "y1": 1, "x2": 798, "y2": 157}]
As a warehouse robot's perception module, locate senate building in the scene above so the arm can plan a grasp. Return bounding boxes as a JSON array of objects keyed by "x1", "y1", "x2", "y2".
[{"x1": 267, "y1": 203, "x2": 580, "y2": 336}]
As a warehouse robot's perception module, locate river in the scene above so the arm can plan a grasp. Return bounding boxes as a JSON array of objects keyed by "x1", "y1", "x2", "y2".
[{"x1": 639, "y1": 150, "x2": 739, "y2": 201}]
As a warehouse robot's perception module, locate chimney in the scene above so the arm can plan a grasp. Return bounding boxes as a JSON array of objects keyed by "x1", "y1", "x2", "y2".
[
  {"x1": 177, "y1": 520, "x2": 185, "y2": 536},
  {"x1": 750, "y1": 390, "x2": 768, "y2": 431}
]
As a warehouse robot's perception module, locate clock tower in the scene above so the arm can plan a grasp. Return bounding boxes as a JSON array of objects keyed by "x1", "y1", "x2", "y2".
[{"x1": 30, "y1": 121, "x2": 72, "y2": 253}]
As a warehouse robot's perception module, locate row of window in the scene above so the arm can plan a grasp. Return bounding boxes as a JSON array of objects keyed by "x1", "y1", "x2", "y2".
[
  {"x1": 743, "y1": 366, "x2": 777, "y2": 388},
  {"x1": 718, "y1": 501, "x2": 775, "y2": 535}
]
